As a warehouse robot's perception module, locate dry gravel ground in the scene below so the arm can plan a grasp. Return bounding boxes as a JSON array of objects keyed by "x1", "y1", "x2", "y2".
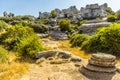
[
  {"x1": 21, "y1": 59, "x2": 120, "y2": 80},
  {"x1": 21, "y1": 59, "x2": 89, "y2": 80}
]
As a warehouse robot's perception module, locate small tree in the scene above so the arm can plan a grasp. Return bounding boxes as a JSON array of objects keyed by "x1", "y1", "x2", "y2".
[
  {"x1": 51, "y1": 10, "x2": 57, "y2": 18},
  {"x1": 3, "y1": 11, "x2": 8, "y2": 17}
]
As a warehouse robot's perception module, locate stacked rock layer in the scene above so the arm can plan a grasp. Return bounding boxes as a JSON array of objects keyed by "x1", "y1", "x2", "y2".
[{"x1": 80, "y1": 53, "x2": 117, "y2": 80}]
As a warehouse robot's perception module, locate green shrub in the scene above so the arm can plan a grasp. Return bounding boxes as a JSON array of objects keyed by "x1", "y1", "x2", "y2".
[
  {"x1": 0, "y1": 20, "x2": 8, "y2": 31},
  {"x1": 81, "y1": 34, "x2": 105, "y2": 52},
  {"x1": 70, "y1": 33, "x2": 89, "y2": 47},
  {"x1": 105, "y1": 7, "x2": 114, "y2": 15},
  {"x1": 107, "y1": 15, "x2": 117, "y2": 22},
  {"x1": 116, "y1": 10, "x2": 120, "y2": 20},
  {"x1": 0, "y1": 25, "x2": 44, "y2": 57},
  {"x1": 58, "y1": 19, "x2": 72, "y2": 31},
  {"x1": 0, "y1": 47, "x2": 8, "y2": 63},
  {"x1": 30, "y1": 23, "x2": 48, "y2": 33},
  {"x1": 77, "y1": 20, "x2": 87, "y2": 26},
  {"x1": 82, "y1": 23, "x2": 120, "y2": 56},
  {"x1": 80, "y1": 20, "x2": 87, "y2": 26},
  {"x1": 51, "y1": 10, "x2": 57, "y2": 18},
  {"x1": 15, "y1": 34, "x2": 43, "y2": 57},
  {"x1": 39, "y1": 18, "x2": 49, "y2": 25}
]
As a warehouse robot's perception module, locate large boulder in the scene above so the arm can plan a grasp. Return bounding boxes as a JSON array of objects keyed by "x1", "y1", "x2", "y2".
[
  {"x1": 57, "y1": 51, "x2": 71, "y2": 59},
  {"x1": 79, "y1": 21, "x2": 111, "y2": 35},
  {"x1": 35, "y1": 50, "x2": 58, "y2": 59},
  {"x1": 70, "y1": 55, "x2": 82, "y2": 62}
]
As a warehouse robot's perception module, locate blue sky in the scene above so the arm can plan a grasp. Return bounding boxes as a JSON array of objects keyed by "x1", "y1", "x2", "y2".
[{"x1": 0, "y1": 0, "x2": 119, "y2": 17}]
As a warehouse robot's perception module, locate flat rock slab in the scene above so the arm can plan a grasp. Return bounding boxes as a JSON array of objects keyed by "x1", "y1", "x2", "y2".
[
  {"x1": 80, "y1": 67, "x2": 117, "y2": 80},
  {"x1": 35, "y1": 50, "x2": 72, "y2": 59},
  {"x1": 92, "y1": 53, "x2": 116, "y2": 61},
  {"x1": 89, "y1": 59, "x2": 116, "y2": 67},
  {"x1": 83, "y1": 64, "x2": 117, "y2": 73}
]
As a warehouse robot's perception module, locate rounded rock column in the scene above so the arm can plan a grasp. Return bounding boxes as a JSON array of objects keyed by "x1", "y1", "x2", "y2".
[{"x1": 80, "y1": 53, "x2": 117, "y2": 80}]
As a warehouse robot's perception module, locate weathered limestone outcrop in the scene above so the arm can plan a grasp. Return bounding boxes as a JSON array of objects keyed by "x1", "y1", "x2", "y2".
[
  {"x1": 80, "y1": 3, "x2": 108, "y2": 19},
  {"x1": 38, "y1": 3, "x2": 109, "y2": 23},
  {"x1": 50, "y1": 31, "x2": 68, "y2": 40},
  {"x1": 80, "y1": 53, "x2": 117, "y2": 80},
  {"x1": 39, "y1": 12, "x2": 51, "y2": 19},
  {"x1": 35, "y1": 50, "x2": 82, "y2": 63},
  {"x1": 35, "y1": 50, "x2": 72, "y2": 59},
  {"x1": 79, "y1": 20, "x2": 111, "y2": 35},
  {"x1": 24, "y1": 50, "x2": 120, "y2": 80}
]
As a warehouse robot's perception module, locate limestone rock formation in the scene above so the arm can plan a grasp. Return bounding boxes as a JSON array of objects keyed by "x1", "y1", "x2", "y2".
[
  {"x1": 79, "y1": 20, "x2": 111, "y2": 35},
  {"x1": 35, "y1": 50, "x2": 72, "y2": 59},
  {"x1": 50, "y1": 31, "x2": 68, "y2": 40},
  {"x1": 89, "y1": 53, "x2": 116, "y2": 67},
  {"x1": 80, "y1": 53, "x2": 117, "y2": 80},
  {"x1": 39, "y1": 12, "x2": 51, "y2": 19},
  {"x1": 80, "y1": 3, "x2": 108, "y2": 19}
]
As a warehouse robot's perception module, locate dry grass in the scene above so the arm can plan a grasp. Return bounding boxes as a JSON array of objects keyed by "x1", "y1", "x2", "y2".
[
  {"x1": 0, "y1": 62, "x2": 29, "y2": 80},
  {"x1": 44, "y1": 39, "x2": 120, "y2": 65},
  {"x1": 117, "y1": 60, "x2": 120, "y2": 65},
  {"x1": 0, "y1": 52, "x2": 29, "y2": 80},
  {"x1": 57, "y1": 40, "x2": 91, "y2": 59},
  {"x1": 44, "y1": 40, "x2": 91, "y2": 59}
]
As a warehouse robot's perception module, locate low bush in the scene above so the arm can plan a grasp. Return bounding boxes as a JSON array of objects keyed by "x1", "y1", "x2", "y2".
[
  {"x1": 82, "y1": 23, "x2": 120, "y2": 56},
  {"x1": 107, "y1": 15, "x2": 117, "y2": 22},
  {"x1": 30, "y1": 23, "x2": 48, "y2": 33},
  {"x1": 0, "y1": 25, "x2": 44, "y2": 57},
  {"x1": 58, "y1": 19, "x2": 72, "y2": 31},
  {"x1": 0, "y1": 20, "x2": 8, "y2": 31},
  {"x1": 70, "y1": 33, "x2": 89, "y2": 47}
]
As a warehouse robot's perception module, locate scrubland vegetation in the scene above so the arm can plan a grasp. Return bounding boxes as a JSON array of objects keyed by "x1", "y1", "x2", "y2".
[
  {"x1": 0, "y1": 17, "x2": 45, "y2": 80},
  {"x1": 1, "y1": 6, "x2": 120, "y2": 80},
  {"x1": 70, "y1": 23, "x2": 120, "y2": 57}
]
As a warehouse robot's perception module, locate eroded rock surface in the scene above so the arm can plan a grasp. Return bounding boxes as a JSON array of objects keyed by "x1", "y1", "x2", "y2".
[
  {"x1": 22, "y1": 52, "x2": 120, "y2": 80},
  {"x1": 80, "y1": 53, "x2": 120, "y2": 80}
]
